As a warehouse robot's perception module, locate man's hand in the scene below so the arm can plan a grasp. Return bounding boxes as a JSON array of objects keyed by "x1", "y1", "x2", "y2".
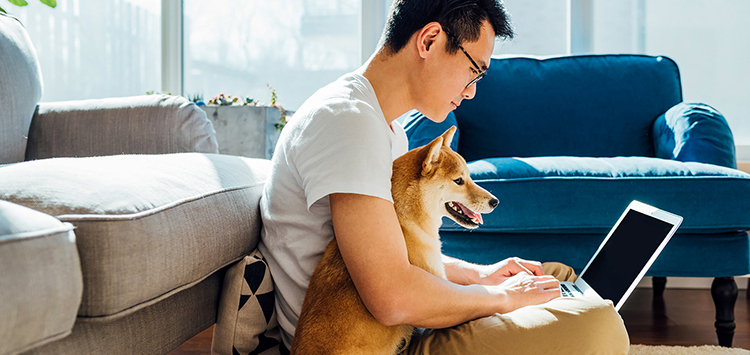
[
  {"x1": 492, "y1": 272, "x2": 561, "y2": 313},
  {"x1": 477, "y1": 257, "x2": 546, "y2": 286}
]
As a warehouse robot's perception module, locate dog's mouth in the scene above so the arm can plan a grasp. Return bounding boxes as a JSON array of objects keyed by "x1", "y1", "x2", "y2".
[{"x1": 446, "y1": 201, "x2": 483, "y2": 228}]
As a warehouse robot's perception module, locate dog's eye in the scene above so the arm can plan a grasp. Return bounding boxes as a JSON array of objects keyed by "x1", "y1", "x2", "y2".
[{"x1": 453, "y1": 177, "x2": 464, "y2": 186}]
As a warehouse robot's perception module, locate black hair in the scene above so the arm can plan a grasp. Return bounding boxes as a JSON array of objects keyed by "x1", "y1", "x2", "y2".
[{"x1": 382, "y1": 0, "x2": 514, "y2": 55}]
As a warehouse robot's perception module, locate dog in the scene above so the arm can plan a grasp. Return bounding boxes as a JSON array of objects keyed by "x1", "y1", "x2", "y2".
[{"x1": 290, "y1": 126, "x2": 498, "y2": 354}]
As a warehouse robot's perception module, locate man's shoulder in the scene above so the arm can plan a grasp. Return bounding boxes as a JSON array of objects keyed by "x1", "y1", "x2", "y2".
[
  {"x1": 280, "y1": 70, "x2": 390, "y2": 156},
  {"x1": 299, "y1": 72, "x2": 379, "y2": 119}
]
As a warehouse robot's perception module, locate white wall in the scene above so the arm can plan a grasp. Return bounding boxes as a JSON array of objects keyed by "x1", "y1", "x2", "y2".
[
  {"x1": 499, "y1": 0, "x2": 569, "y2": 56},
  {"x1": 588, "y1": 0, "x2": 750, "y2": 149},
  {"x1": 642, "y1": 0, "x2": 750, "y2": 147}
]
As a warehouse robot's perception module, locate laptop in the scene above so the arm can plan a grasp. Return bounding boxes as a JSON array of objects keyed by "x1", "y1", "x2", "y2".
[{"x1": 559, "y1": 200, "x2": 683, "y2": 311}]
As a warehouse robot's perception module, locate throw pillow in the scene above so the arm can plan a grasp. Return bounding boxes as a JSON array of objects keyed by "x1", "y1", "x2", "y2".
[{"x1": 212, "y1": 249, "x2": 283, "y2": 355}]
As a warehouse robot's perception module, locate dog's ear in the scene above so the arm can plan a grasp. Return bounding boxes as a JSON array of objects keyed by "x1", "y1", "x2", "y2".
[
  {"x1": 422, "y1": 136, "x2": 444, "y2": 176},
  {"x1": 441, "y1": 126, "x2": 457, "y2": 149}
]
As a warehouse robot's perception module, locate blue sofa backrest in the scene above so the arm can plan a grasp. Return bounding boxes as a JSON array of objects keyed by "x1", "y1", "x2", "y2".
[{"x1": 454, "y1": 55, "x2": 683, "y2": 162}]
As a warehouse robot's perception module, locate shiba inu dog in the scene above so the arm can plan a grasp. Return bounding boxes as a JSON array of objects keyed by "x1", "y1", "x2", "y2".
[{"x1": 290, "y1": 126, "x2": 499, "y2": 355}]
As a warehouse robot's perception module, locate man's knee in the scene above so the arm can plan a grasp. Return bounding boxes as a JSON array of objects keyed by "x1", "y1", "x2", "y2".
[
  {"x1": 542, "y1": 262, "x2": 577, "y2": 282},
  {"x1": 405, "y1": 297, "x2": 630, "y2": 355},
  {"x1": 559, "y1": 297, "x2": 630, "y2": 354}
]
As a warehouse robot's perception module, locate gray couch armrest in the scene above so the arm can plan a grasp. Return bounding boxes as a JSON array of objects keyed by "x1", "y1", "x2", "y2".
[
  {"x1": 0, "y1": 200, "x2": 82, "y2": 355},
  {"x1": 25, "y1": 95, "x2": 219, "y2": 160},
  {"x1": 652, "y1": 102, "x2": 736, "y2": 169}
]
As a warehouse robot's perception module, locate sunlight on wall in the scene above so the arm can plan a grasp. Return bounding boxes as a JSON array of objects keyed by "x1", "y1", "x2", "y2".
[{"x1": 643, "y1": 0, "x2": 750, "y2": 145}]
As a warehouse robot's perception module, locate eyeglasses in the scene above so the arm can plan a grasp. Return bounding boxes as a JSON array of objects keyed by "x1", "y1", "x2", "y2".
[{"x1": 444, "y1": 30, "x2": 486, "y2": 88}]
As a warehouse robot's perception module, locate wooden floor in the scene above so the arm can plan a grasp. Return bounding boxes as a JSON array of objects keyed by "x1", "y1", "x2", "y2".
[{"x1": 169, "y1": 287, "x2": 750, "y2": 354}]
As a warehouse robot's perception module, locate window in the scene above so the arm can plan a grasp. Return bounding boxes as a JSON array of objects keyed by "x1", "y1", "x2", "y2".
[
  {"x1": 12, "y1": 0, "x2": 161, "y2": 102},
  {"x1": 182, "y1": 0, "x2": 361, "y2": 110},
  {"x1": 11, "y1": 0, "x2": 750, "y2": 151}
]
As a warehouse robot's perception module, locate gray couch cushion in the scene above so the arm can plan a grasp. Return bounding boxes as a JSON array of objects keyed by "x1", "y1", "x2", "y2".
[
  {"x1": 0, "y1": 153, "x2": 270, "y2": 318},
  {"x1": 0, "y1": 200, "x2": 82, "y2": 355},
  {"x1": 0, "y1": 13, "x2": 43, "y2": 164}
]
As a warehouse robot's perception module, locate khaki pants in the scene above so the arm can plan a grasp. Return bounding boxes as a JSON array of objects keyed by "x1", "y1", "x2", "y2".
[{"x1": 402, "y1": 263, "x2": 630, "y2": 355}]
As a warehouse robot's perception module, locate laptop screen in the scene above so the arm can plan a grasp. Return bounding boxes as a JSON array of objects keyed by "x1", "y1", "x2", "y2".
[{"x1": 580, "y1": 209, "x2": 675, "y2": 305}]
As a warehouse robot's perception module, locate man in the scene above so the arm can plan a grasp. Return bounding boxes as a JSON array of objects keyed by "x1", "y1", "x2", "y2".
[{"x1": 259, "y1": 0, "x2": 630, "y2": 353}]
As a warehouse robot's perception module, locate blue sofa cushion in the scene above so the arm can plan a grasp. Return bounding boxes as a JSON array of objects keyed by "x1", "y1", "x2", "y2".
[
  {"x1": 653, "y1": 102, "x2": 736, "y2": 168},
  {"x1": 454, "y1": 55, "x2": 682, "y2": 162},
  {"x1": 402, "y1": 110, "x2": 460, "y2": 151},
  {"x1": 440, "y1": 156, "x2": 750, "y2": 234}
]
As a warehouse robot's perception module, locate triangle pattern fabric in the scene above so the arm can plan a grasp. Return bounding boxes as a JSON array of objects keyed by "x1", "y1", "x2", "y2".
[
  {"x1": 248, "y1": 333, "x2": 280, "y2": 355},
  {"x1": 244, "y1": 260, "x2": 266, "y2": 294},
  {"x1": 255, "y1": 291, "x2": 276, "y2": 325},
  {"x1": 214, "y1": 250, "x2": 282, "y2": 355},
  {"x1": 238, "y1": 294, "x2": 252, "y2": 311}
]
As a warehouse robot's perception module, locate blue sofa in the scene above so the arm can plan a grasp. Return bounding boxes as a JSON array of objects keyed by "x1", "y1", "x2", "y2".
[{"x1": 404, "y1": 54, "x2": 750, "y2": 347}]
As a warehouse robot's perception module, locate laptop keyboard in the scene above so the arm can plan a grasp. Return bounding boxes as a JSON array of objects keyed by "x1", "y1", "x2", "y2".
[
  {"x1": 561, "y1": 284, "x2": 574, "y2": 297},
  {"x1": 560, "y1": 283, "x2": 583, "y2": 298}
]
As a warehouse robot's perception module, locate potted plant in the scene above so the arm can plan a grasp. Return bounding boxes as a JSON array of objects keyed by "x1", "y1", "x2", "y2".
[{"x1": 195, "y1": 85, "x2": 290, "y2": 160}]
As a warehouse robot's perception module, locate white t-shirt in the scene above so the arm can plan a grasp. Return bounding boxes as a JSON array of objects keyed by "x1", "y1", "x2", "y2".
[{"x1": 258, "y1": 68, "x2": 409, "y2": 348}]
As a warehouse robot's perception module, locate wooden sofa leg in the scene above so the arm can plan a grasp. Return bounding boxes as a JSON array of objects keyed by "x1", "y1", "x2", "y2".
[
  {"x1": 653, "y1": 277, "x2": 667, "y2": 298},
  {"x1": 711, "y1": 277, "x2": 737, "y2": 347}
]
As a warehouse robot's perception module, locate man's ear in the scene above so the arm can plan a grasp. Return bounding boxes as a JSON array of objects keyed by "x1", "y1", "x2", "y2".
[
  {"x1": 423, "y1": 136, "x2": 443, "y2": 176},
  {"x1": 416, "y1": 22, "x2": 443, "y2": 59},
  {"x1": 441, "y1": 126, "x2": 457, "y2": 149}
]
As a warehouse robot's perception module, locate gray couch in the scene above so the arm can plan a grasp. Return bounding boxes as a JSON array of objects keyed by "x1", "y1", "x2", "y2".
[{"x1": 1, "y1": 12, "x2": 270, "y2": 355}]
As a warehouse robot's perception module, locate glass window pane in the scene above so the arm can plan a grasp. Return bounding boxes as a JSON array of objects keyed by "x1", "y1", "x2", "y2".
[
  {"x1": 11, "y1": 0, "x2": 161, "y2": 102},
  {"x1": 183, "y1": 0, "x2": 361, "y2": 110}
]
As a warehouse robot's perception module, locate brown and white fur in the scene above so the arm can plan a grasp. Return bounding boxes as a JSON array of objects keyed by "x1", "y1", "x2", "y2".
[{"x1": 290, "y1": 126, "x2": 498, "y2": 354}]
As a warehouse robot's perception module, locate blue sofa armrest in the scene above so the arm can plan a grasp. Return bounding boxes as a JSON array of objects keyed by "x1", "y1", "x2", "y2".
[{"x1": 652, "y1": 102, "x2": 736, "y2": 169}]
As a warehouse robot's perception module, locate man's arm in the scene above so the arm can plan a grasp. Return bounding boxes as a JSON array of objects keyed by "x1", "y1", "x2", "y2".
[
  {"x1": 443, "y1": 255, "x2": 547, "y2": 286},
  {"x1": 330, "y1": 193, "x2": 560, "y2": 328}
]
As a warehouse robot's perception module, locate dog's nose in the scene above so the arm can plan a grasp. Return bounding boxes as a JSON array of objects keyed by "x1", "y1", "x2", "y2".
[{"x1": 489, "y1": 198, "x2": 499, "y2": 208}]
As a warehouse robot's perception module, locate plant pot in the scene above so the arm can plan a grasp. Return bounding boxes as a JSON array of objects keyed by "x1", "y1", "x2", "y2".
[{"x1": 201, "y1": 105, "x2": 284, "y2": 159}]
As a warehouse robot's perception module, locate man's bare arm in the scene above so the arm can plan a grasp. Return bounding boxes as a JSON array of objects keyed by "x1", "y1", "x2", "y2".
[{"x1": 330, "y1": 193, "x2": 559, "y2": 328}]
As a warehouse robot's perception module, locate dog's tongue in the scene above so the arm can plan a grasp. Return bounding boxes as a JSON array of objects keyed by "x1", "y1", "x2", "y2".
[{"x1": 458, "y1": 203, "x2": 483, "y2": 225}]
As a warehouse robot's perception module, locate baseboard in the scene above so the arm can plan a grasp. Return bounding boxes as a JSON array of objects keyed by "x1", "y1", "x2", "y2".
[{"x1": 637, "y1": 276, "x2": 749, "y2": 290}]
